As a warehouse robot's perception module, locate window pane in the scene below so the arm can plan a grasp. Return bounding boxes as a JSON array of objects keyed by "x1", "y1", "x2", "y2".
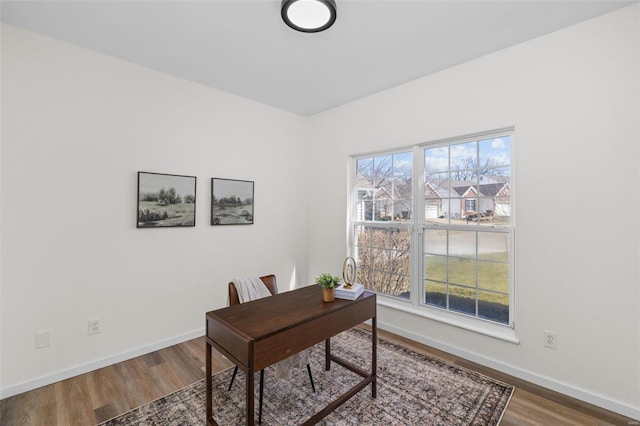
[
  {"x1": 478, "y1": 291, "x2": 509, "y2": 324},
  {"x1": 390, "y1": 274, "x2": 411, "y2": 299},
  {"x1": 449, "y1": 230, "x2": 476, "y2": 258},
  {"x1": 436, "y1": 198, "x2": 459, "y2": 222},
  {"x1": 356, "y1": 247, "x2": 372, "y2": 281},
  {"x1": 372, "y1": 156, "x2": 392, "y2": 222},
  {"x1": 477, "y1": 197, "x2": 497, "y2": 223},
  {"x1": 390, "y1": 228, "x2": 410, "y2": 252},
  {"x1": 424, "y1": 229, "x2": 447, "y2": 255},
  {"x1": 425, "y1": 280, "x2": 447, "y2": 308},
  {"x1": 450, "y1": 141, "x2": 477, "y2": 178},
  {"x1": 425, "y1": 174, "x2": 448, "y2": 200},
  {"x1": 425, "y1": 254, "x2": 447, "y2": 282},
  {"x1": 478, "y1": 261, "x2": 509, "y2": 293},
  {"x1": 368, "y1": 230, "x2": 386, "y2": 249},
  {"x1": 491, "y1": 168, "x2": 511, "y2": 225},
  {"x1": 425, "y1": 146, "x2": 449, "y2": 174},
  {"x1": 448, "y1": 284, "x2": 476, "y2": 316},
  {"x1": 374, "y1": 198, "x2": 390, "y2": 221},
  {"x1": 373, "y1": 155, "x2": 393, "y2": 186},
  {"x1": 393, "y1": 152, "x2": 413, "y2": 177},
  {"x1": 357, "y1": 158, "x2": 374, "y2": 182},
  {"x1": 425, "y1": 200, "x2": 443, "y2": 223},
  {"x1": 392, "y1": 152, "x2": 413, "y2": 220},
  {"x1": 377, "y1": 177, "x2": 413, "y2": 221},
  {"x1": 478, "y1": 232, "x2": 508, "y2": 262},
  {"x1": 371, "y1": 248, "x2": 389, "y2": 270},
  {"x1": 425, "y1": 174, "x2": 449, "y2": 224},
  {"x1": 448, "y1": 257, "x2": 476, "y2": 286},
  {"x1": 479, "y1": 136, "x2": 510, "y2": 169},
  {"x1": 370, "y1": 270, "x2": 391, "y2": 296},
  {"x1": 393, "y1": 177, "x2": 412, "y2": 220},
  {"x1": 448, "y1": 198, "x2": 465, "y2": 222},
  {"x1": 356, "y1": 189, "x2": 373, "y2": 221}
]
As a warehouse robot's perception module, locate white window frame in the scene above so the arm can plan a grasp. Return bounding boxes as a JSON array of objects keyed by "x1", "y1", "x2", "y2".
[{"x1": 348, "y1": 128, "x2": 517, "y2": 343}]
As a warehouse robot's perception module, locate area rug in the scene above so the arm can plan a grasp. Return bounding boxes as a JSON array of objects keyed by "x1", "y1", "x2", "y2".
[{"x1": 99, "y1": 328, "x2": 513, "y2": 425}]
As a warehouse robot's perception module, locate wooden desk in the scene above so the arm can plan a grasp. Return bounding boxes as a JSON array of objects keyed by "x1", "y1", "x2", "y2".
[{"x1": 205, "y1": 285, "x2": 377, "y2": 425}]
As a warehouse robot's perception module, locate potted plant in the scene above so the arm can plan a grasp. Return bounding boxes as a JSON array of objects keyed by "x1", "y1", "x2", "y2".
[{"x1": 315, "y1": 273, "x2": 341, "y2": 302}]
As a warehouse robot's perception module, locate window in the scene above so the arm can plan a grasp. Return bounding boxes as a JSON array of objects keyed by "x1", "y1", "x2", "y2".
[
  {"x1": 350, "y1": 129, "x2": 514, "y2": 334},
  {"x1": 353, "y1": 151, "x2": 412, "y2": 299}
]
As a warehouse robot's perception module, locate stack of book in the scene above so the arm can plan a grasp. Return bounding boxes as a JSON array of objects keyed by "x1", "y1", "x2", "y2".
[{"x1": 335, "y1": 283, "x2": 364, "y2": 300}]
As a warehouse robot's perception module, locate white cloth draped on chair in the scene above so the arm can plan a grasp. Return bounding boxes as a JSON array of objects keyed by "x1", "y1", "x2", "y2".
[
  {"x1": 231, "y1": 277, "x2": 310, "y2": 380},
  {"x1": 232, "y1": 276, "x2": 272, "y2": 303}
]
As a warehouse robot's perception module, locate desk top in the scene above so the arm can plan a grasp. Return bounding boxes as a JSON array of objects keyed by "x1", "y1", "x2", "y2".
[{"x1": 206, "y1": 285, "x2": 375, "y2": 341}]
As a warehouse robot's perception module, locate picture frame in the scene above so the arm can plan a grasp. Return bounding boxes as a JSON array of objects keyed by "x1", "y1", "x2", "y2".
[
  {"x1": 211, "y1": 178, "x2": 254, "y2": 225},
  {"x1": 137, "y1": 171, "x2": 197, "y2": 228}
]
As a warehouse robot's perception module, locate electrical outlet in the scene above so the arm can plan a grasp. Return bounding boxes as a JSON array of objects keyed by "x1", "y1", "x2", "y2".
[
  {"x1": 88, "y1": 319, "x2": 101, "y2": 335},
  {"x1": 544, "y1": 330, "x2": 557, "y2": 349}
]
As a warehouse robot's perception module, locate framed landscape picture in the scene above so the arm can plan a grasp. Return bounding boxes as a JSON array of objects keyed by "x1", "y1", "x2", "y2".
[
  {"x1": 211, "y1": 178, "x2": 254, "y2": 225},
  {"x1": 137, "y1": 172, "x2": 197, "y2": 228}
]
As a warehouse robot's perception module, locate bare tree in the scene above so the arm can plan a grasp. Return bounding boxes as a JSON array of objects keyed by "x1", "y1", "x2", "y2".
[
  {"x1": 450, "y1": 157, "x2": 508, "y2": 181},
  {"x1": 356, "y1": 227, "x2": 410, "y2": 296}
]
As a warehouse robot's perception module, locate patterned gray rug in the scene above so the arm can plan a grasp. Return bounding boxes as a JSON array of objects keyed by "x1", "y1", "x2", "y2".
[{"x1": 99, "y1": 328, "x2": 513, "y2": 425}]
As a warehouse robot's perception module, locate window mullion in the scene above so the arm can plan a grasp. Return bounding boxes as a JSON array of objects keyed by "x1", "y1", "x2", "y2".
[{"x1": 411, "y1": 145, "x2": 424, "y2": 309}]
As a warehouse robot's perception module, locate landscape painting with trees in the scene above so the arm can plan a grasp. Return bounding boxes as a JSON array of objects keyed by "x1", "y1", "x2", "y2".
[
  {"x1": 137, "y1": 172, "x2": 196, "y2": 228},
  {"x1": 211, "y1": 178, "x2": 254, "y2": 225}
]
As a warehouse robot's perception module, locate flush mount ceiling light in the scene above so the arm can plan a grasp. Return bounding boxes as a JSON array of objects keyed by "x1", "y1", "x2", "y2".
[{"x1": 281, "y1": 0, "x2": 337, "y2": 33}]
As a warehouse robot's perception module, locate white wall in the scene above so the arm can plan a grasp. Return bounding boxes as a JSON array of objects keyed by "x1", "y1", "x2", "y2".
[
  {"x1": 0, "y1": 23, "x2": 309, "y2": 396},
  {"x1": 306, "y1": 5, "x2": 640, "y2": 418}
]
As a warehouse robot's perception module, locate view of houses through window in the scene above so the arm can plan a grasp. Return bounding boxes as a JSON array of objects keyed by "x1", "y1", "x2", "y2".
[{"x1": 351, "y1": 130, "x2": 513, "y2": 327}]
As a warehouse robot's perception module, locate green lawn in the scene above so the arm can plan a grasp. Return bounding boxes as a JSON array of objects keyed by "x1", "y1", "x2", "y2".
[
  {"x1": 425, "y1": 252, "x2": 509, "y2": 324},
  {"x1": 358, "y1": 227, "x2": 510, "y2": 324}
]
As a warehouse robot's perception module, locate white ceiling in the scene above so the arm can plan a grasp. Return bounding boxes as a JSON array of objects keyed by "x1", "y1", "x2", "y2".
[{"x1": 1, "y1": 0, "x2": 635, "y2": 116}]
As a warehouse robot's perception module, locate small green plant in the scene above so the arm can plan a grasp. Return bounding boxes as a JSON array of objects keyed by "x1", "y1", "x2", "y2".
[{"x1": 315, "y1": 273, "x2": 341, "y2": 289}]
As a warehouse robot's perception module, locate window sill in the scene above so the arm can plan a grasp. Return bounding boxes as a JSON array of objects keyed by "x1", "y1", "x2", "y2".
[{"x1": 377, "y1": 296, "x2": 520, "y2": 344}]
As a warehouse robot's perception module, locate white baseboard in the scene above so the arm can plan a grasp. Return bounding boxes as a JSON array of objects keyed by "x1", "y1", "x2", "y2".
[
  {"x1": 378, "y1": 321, "x2": 640, "y2": 421},
  {"x1": 0, "y1": 328, "x2": 204, "y2": 400},
  {"x1": 3, "y1": 323, "x2": 639, "y2": 421}
]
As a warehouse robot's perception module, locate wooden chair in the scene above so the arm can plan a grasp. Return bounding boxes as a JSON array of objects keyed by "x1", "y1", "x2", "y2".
[{"x1": 227, "y1": 274, "x2": 315, "y2": 424}]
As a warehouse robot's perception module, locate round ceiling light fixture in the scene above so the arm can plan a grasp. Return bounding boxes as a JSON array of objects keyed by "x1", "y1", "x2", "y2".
[{"x1": 281, "y1": 0, "x2": 337, "y2": 33}]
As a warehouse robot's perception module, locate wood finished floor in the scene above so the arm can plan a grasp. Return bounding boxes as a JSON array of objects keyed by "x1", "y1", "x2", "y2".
[{"x1": 0, "y1": 327, "x2": 635, "y2": 426}]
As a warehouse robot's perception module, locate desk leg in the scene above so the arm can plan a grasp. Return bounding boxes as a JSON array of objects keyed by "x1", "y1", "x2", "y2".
[
  {"x1": 372, "y1": 315, "x2": 377, "y2": 398},
  {"x1": 325, "y1": 338, "x2": 331, "y2": 371},
  {"x1": 206, "y1": 342, "x2": 213, "y2": 424},
  {"x1": 246, "y1": 367, "x2": 254, "y2": 426}
]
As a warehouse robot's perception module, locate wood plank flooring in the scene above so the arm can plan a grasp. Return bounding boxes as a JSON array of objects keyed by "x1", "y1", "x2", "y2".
[{"x1": 0, "y1": 327, "x2": 635, "y2": 425}]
